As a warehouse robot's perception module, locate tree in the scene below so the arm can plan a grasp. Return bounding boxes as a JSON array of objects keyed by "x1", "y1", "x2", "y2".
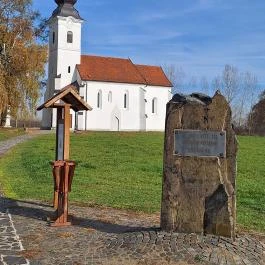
[
  {"x1": 221, "y1": 64, "x2": 239, "y2": 104},
  {"x1": 247, "y1": 91, "x2": 265, "y2": 135},
  {"x1": 211, "y1": 76, "x2": 222, "y2": 93},
  {"x1": 0, "y1": 0, "x2": 47, "y2": 124},
  {"x1": 200, "y1": 76, "x2": 210, "y2": 95},
  {"x1": 210, "y1": 65, "x2": 256, "y2": 128},
  {"x1": 211, "y1": 65, "x2": 239, "y2": 104},
  {"x1": 163, "y1": 64, "x2": 186, "y2": 94},
  {"x1": 236, "y1": 72, "x2": 258, "y2": 128},
  {"x1": 189, "y1": 76, "x2": 197, "y2": 91}
]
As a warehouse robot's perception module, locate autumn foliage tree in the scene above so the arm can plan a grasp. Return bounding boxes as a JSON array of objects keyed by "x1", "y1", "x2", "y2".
[{"x1": 0, "y1": 0, "x2": 47, "y2": 124}]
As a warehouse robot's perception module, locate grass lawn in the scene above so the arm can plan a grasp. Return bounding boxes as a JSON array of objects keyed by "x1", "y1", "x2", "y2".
[
  {"x1": 0, "y1": 132, "x2": 264, "y2": 232},
  {"x1": 0, "y1": 128, "x2": 25, "y2": 142}
]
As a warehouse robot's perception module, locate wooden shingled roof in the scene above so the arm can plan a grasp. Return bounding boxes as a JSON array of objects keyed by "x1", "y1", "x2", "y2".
[{"x1": 37, "y1": 82, "x2": 92, "y2": 112}]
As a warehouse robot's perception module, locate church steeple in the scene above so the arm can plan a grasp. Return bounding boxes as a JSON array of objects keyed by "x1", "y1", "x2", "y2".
[
  {"x1": 52, "y1": 0, "x2": 82, "y2": 20},
  {"x1": 55, "y1": 0, "x2": 77, "y2": 5}
]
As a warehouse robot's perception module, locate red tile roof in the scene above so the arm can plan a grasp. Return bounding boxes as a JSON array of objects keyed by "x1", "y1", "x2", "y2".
[
  {"x1": 76, "y1": 55, "x2": 172, "y2": 87},
  {"x1": 135, "y1": 64, "x2": 172, "y2": 87}
]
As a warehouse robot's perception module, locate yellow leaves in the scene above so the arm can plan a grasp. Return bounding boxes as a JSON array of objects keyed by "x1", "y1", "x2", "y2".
[{"x1": 0, "y1": 0, "x2": 48, "y2": 118}]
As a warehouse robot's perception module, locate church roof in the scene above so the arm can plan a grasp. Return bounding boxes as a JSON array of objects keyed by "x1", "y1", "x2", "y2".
[
  {"x1": 51, "y1": 0, "x2": 83, "y2": 20},
  {"x1": 135, "y1": 64, "x2": 173, "y2": 87},
  {"x1": 76, "y1": 55, "x2": 172, "y2": 87}
]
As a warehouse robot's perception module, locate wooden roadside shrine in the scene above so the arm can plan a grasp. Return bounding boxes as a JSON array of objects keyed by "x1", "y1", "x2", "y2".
[{"x1": 37, "y1": 82, "x2": 92, "y2": 227}]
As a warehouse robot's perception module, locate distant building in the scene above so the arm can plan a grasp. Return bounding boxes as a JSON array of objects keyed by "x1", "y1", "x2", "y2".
[{"x1": 42, "y1": 0, "x2": 172, "y2": 131}]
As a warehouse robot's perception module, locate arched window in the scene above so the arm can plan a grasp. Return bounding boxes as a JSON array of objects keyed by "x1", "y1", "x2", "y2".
[
  {"x1": 67, "y1": 31, "x2": 73, "y2": 43},
  {"x1": 97, "y1": 90, "x2": 102, "y2": 109},
  {"x1": 152, "y1": 98, "x2": 157, "y2": 114},
  {"x1": 52, "y1": 32, "x2": 55, "y2": 44},
  {"x1": 108, "y1": 91, "x2": 112, "y2": 103},
  {"x1": 68, "y1": 66, "x2": 71, "y2": 73},
  {"x1": 124, "y1": 91, "x2": 129, "y2": 109}
]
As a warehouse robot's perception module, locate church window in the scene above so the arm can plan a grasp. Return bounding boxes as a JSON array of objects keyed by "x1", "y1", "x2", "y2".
[
  {"x1": 124, "y1": 91, "x2": 129, "y2": 109},
  {"x1": 152, "y1": 98, "x2": 157, "y2": 114},
  {"x1": 97, "y1": 90, "x2": 102, "y2": 109},
  {"x1": 68, "y1": 66, "x2": 71, "y2": 73},
  {"x1": 108, "y1": 91, "x2": 112, "y2": 103},
  {"x1": 67, "y1": 31, "x2": 73, "y2": 43},
  {"x1": 52, "y1": 32, "x2": 55, "y2": 44}
]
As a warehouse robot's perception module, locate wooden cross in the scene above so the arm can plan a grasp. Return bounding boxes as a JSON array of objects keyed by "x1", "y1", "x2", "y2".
[{"x1": 37, "y1": 82, "x2": 92, "y2": 226}]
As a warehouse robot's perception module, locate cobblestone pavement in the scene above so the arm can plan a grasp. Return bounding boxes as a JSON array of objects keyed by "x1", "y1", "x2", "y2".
[
  {"x1": 0, "y1": 198, "x2": 264, "y2": 265},
  {"x1": 0, "y1": 209, "x2": 29, "y2": 265}
]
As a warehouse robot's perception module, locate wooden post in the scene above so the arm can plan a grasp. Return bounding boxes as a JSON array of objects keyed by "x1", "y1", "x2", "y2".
[
  {"x1": 51, "y1": 105, "x2": 74, "y2": 226},
  {"x1": 63, "y1": 104, "x2": 71, "y2": 160},
  {"x1": 54, "y1": 107, "x2": 64, "y2": 209},
  {"x1": 50, "y1": 160, "x2": 74, "y2": 227},
  {"x1": 63, "y1": 163, "x2": 69, "y2": 223}
]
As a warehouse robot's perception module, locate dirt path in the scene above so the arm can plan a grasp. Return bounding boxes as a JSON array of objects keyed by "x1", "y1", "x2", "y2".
[{"x1": 0, "y1": 130, "x2": 52, "y2": 157}]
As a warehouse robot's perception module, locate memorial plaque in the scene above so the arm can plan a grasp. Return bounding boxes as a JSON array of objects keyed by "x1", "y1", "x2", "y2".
[{"x1": 174, "y1": 130, "x2": 226, "y2": 158}]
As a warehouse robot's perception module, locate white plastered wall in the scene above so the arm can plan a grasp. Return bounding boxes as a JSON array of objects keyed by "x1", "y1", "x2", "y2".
[
  {"x1": 76, "y1": 73, "x2": 172, "y2": 131},
  {"x1": 78, "y1": 81, "x2": 142, "y2": 131},
  {"x1": 145, "y1": 86, "x2": 172, "y2": 131}
]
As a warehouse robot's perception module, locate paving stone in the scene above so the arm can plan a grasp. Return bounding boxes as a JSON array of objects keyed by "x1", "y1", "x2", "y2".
[{"x1": 1, "y1": 255, "x2": 29, "y2": 265}]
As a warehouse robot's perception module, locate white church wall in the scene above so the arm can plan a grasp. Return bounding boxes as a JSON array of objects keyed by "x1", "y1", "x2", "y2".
[
  {"x1": 145, "y1": 86, "x2": 172, "y2": 131},
  {"x1": 75, "y1": 78, "x2": 172, "y2": 131},
  {"x1": 139, "y1": 87, "x2": 147, "y2": 131},
  {"x1": 77, "y1": 81, "x2": 143, "y2": 131}
]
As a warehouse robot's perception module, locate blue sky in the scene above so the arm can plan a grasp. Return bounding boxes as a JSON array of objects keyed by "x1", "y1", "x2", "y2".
[{"x1": 33, "y1": 0, "x2": 265, "y2": 86}]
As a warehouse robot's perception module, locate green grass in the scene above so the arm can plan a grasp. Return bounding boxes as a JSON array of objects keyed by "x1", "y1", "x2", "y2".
[
  {"x1": 0, "y1": 132, "x2": 164, "y2": 212},
  {"x1": 0, "y1": 128, "x2": 25, "y2": 142},
  {"x1": 0, "y1": 132, "x2": 264, "y2": 232},
  {"x1": 237, "y1": 136, "x2": 265, "y2": 232}
]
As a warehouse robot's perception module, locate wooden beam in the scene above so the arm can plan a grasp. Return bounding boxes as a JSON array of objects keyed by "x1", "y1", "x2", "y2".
[
  {"x1": 37, "y1": 82, "x2": 93, "y2": 112},
  {"x1": 44, "y1": 88, "x2": 73, "y2": 109},
  {"x1": 51, "y1": 103, "x2": 70, "y2": 109},
  {"x1": 63, "y1": 104, "x2": 71, "y2": 160}
]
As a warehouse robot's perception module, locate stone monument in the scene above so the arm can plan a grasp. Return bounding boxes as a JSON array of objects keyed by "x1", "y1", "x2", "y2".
[
  {"x1": 161, "y1": 91, "x2": 237, "y2": 239},
  {"x1": 4, "y1": 108, "x2": 11, "y2": 128}
]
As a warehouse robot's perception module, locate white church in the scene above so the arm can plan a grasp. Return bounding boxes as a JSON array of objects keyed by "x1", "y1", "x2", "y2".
[{"x1": 42, "y1": 0, "x2": 172, "y2": 131}]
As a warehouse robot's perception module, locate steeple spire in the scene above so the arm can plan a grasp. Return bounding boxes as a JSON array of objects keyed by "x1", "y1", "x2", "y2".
[
  {"x1": 51, "y1": 0, "x2": 83, "y2": 20},
  {"x1": 55, "y1": 0, "x2": 77, "y2": 5}
]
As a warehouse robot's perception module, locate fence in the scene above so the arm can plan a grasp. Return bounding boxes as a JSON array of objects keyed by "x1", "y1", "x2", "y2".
[{"x1": 10, "y1": 119, "x2": 41, "y2": 128}]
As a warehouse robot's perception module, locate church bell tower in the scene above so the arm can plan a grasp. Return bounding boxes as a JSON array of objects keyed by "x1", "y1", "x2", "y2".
[{"x1": 42, "y1": 0, "x2": 83, "y2": 129}]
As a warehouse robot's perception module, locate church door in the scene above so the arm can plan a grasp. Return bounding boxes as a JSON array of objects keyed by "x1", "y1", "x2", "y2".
[{"x1": 114, "y1": 116, "x2": 120, "y2": 131}]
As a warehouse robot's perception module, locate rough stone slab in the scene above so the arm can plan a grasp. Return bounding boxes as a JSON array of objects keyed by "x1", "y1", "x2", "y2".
[{"x1": 161, "y1": 92, "x2": 237, "y2": 239}]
